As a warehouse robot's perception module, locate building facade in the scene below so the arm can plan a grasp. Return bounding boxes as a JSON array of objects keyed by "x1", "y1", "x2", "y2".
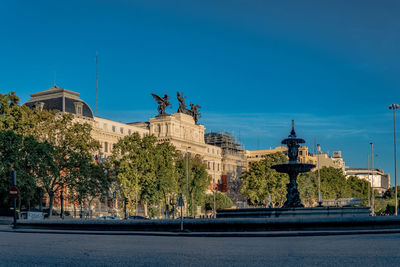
[
  {"x1": 24, "y1": 86, "x2": 247, "y2": 200},
  {"x1": 345, "y1": 168, "x2": 390, "y2": 194},
  {"x1": 245, "y1": 146, "x2": 345, "y2": 171}
]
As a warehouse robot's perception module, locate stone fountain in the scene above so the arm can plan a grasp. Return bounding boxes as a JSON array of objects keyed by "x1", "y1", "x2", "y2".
[
  {"x1": 216, "y1": 120, "x2": 370, "y2": 219},
  {"x1": 271, "y1": 120, "x2": 315, "y2": 208}
]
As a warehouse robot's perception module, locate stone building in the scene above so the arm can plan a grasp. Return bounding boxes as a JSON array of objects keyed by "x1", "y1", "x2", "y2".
[
  {"x1": 204, "y1": 132, "x2": 247, "y2": 202},
  {"x1": 24, "y1": 86, "x2": 246, "y2": 209},
  {"x1": 244, "y1": 146, "x2": 345, "y2": 172},
  {"x1": 146, "y1": 112, "x2": 223, "y2": 190},
  {"x1": 345, "y1": 168, "x2": 390, "y2": 194}
]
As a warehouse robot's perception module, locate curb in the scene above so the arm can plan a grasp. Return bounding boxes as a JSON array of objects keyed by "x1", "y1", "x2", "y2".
[{"x1": 2, "y1": 227, "x2": 400, "y2": 238}]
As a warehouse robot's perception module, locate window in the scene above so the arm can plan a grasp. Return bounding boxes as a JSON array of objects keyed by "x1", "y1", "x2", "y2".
[
  {"x1": 112, "y1": 126, "x2": 116, "y2": 132},
  {"x1": 208, "y1": 162, "x2": 210, "y2": 169},
  {"x1": 120, "y1": 127, "x2": 124, "y2": 134},
  {"x1": 104, "y1": 142, "x2": 108, "y2": 153},
  {"x1": 74, "y1": 102, "x2": 83, "y2": 116},
  {"x1": 128, "y1": 129, "x2": 132, "y2": 135},
  {"x1": 103, "y1": 123, "x2": 107, "y2": 131},
  {"x1": 34, "y1": 102, "x2": 45, "y2": 111}
]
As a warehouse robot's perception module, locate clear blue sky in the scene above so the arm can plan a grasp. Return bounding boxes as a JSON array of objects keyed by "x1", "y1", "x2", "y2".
[{"x1": 1, "y1": 0, "x2": 400, "y2": 185}]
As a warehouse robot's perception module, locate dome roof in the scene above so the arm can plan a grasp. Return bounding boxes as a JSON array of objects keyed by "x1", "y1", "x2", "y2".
[{"x1": 24, "y1": 85, "x2": 94, "y2": 119}]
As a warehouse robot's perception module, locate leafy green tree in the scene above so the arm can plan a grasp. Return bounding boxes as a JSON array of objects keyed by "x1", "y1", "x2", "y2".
[
  {"x1": 176, "y1": 154, "x2": 210, "y2": 217},
  {"x1": 1, "y1": 92, "x2": 102, "y2": 216},
  {"x1": 319, "y1": 167, "x2": 352, "y2": 199},
  {"x1": 68, "y1": 154, "x2": 110, "y2": 218},
  {"x1": 347, "y1": 175, "x2": 369, "y2": 199},
  {"x1": 204, "y1": 192, "x2": 233, "y2": 212},
  {"x1": 154, "y1": 141, "x2": 179, "y2": 216},
  {"x1": 383, "y1": 186, "x2": 400, "y2": 199},
  {"x1": 34, "y1": 113, "x2": 101, "y2": 217},
  {"x1": 0, "y1": 130, "x2": 34, "y2": 208},
  {"x1": 111, "y1": 133, "x2": 159, "y2": 216},
  {"x1": 0, "y1": 130, "x2": 57, "y2": 210},
  {"x1": 297, "y1": 172, "x2": 318, "y2": 207},
  {"x1": 240, "y1": 152, "x2": 288, "y2": 207},
  {"x1": 111, "y1": 132, "x2": 210, "y2": 218}
]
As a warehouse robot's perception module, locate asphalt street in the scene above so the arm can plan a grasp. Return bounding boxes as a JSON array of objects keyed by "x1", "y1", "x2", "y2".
[{"x1": 0, "y1": 230, "x2": 399, "y2": 266}]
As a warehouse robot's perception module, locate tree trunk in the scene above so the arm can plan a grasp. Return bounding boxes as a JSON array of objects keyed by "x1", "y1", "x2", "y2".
[
  {"x1": 48, "y1": 193, "x2": 54, "y2": 219},
  {"x1": 159, "y1": 200, "x2": 162, "y2": 219},
  {"x1": 18, "y1": 197, "x2": 21, "y2": 218},
  {"x1": 191, "y1": 192, "x2": 194, "y2": 217},
  {"x1": 39, "y1": 190, "x2": 43, "y2": 211},
  {"x1": 144, "y1": 202, "x2": 148, "y2": 218},
  {"x1": 88, "y1": 198, "x2": 94, "y2": 218}
]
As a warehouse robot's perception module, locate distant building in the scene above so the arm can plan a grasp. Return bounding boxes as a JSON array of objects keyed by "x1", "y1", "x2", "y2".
[
  {"x1": 345, "y1": 168, "x2": 390, "y2": 194},
  {"x1": 245, "y1": 146, "x2": 345, "y2": 171},
  {"x1": 244, "y1": 146, "x2": 287, "y2": 167},
  {"x1": 204, "y1": 132, "x2": 247, "y2": 202}
]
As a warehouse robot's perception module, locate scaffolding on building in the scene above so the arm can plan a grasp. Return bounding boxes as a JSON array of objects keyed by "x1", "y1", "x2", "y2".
[{"x1": 204, "y1": 131, "x2": 243, "y2": 155}]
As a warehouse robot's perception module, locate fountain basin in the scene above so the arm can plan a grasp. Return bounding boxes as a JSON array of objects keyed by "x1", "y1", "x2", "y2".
[{"x1": 271, "y1": 163, "x2": 315, "y2": 173}]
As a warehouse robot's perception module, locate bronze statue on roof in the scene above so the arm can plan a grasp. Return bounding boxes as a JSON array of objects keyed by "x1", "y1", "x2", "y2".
[
  {"x1": 189, "y1": 103, "x2": 201, "y2": 124},
  {"x1": 152, "y1": 93, "x2": 170, "y2": 116},
  {"x1": 177, "y1": 92, "x2": 190, "y2": 114}
]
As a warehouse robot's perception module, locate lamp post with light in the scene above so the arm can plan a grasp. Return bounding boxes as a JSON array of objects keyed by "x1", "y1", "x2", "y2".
[
  {"x1": 186, "y1": 146, "x2": 191, "y2": 217},
  {"x1": 370, "y1": 142, "x2": 375, "y2": 216},
  {"x1": 389, "y1": 104, "x2": 399, "y2": 216},
  {"x1": 317, "y1": 144, "x2": 322, "y2": 206}
]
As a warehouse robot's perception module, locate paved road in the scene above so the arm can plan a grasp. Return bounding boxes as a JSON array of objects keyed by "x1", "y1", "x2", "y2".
[{"x1": 0, "y1": 230, "x2": 399, "y2": 266}]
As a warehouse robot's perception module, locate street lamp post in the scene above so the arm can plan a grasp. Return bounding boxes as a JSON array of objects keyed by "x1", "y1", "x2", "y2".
[
  {"x1": 186, "y1": 146, "x2": 191, "y2": 217},
  {"x1": 213, "y1": 164, "x2": 216, "y2": 218},
  {"x1": 367, "y1": 154, "x2": 370, "y2": 208},
  {"x1": 60, "y1": 189, "x2": 64, "y2": 219},
  {"x1": 370, "y1": 142, "x2": 375, "y2": 216},
  {"x1": 389, "y1": 104, "x2": 399, "y2": 216},
  {"x1": 317, "y1": 144, "x2": 322, "y2": 206}
]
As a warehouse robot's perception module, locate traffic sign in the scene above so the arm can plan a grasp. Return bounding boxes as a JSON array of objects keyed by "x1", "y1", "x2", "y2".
[
  {"x1": 9, "y1": 186, "x2": 19, "y2": 198},
  {"x1": 178, "y1": 194, "x2": 184, "y2": 207}
]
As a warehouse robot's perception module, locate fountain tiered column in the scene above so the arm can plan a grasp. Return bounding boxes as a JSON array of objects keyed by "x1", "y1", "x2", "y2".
[{"x1": 271, "y1": 121, "x2": 315, "y2": 208}]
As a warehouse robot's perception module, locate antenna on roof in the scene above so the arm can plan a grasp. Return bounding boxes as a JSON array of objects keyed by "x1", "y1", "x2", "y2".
[
  {"x1": 54, "y1": 70, "x2": 56, "y2": 87},
  {"x1": 96, "y1": 52, "x2": 99, "y2": 116}
]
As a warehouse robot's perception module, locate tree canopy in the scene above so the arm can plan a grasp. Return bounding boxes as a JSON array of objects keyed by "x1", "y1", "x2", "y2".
[{"x1": 240, "y1": 152, "x2": 289, "y2": 206}]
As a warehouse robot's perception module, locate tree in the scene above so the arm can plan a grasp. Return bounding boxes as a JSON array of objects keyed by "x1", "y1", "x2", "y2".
[
  {"x1": 0, "y1": 131, "x2": 57, "y2": 210},
  {"x1": 154, "y1": 141, "x2": 179, "y2": 217},
  {"x1": 204, "y1": 192, "x2": 233, "y2": 212},
  {"x1": 0, "y1": 130, "x2": 34, "y2": 208},
  {"x1": 33, "y1": 113, "x2": 101, "y2": 218},
  {"x1": 111, "y1": 132, "x2": 211, "y2": 218},
  {"x1": 68, "y1": 154, "x2": 110, "y2": 218},
  {"x1": 297, "y1": 172, "x2": 318, "y2": 207},
  {"x1": 319, "y1": 167, "x2": 351, "y2": 199},
  {"x1": 1, "y1": 92, "x2": 101, "y2": 217},
  {"x1": 383, "y1": 186, "x2": 400, "y2": 199},
  {"x1": 347, "y1": 175, "x2": 369, "y2": 199},
  {"x1": 176, "y1": 154, "x2": 210, "y2": 217},
  {"x1": 240, "y1": 152, "x2": 289, "y2": 207},
  {"x1": 111, "y1": 133, "x2": 160, "y2": 216}
]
